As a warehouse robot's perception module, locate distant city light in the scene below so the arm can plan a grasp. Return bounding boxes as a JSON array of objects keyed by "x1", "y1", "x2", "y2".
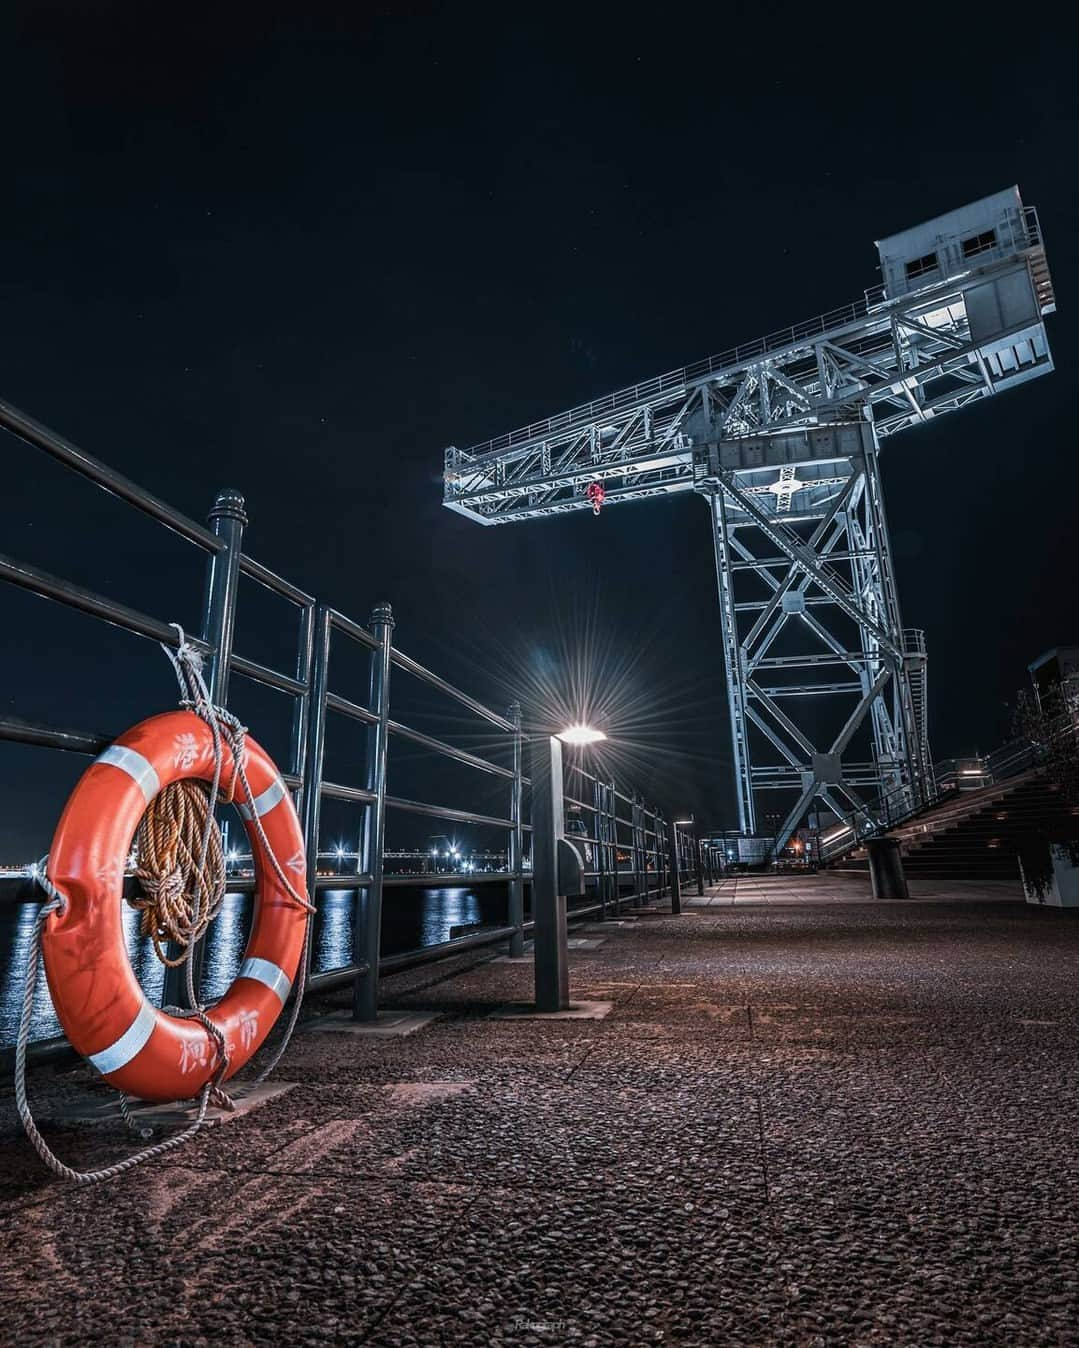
[
  {"x1": 556, "y1": 724, "x2": 607, "y2": 745},
  {"x1": 335, "y1": 844, "x2": 345, "y2": 858}
]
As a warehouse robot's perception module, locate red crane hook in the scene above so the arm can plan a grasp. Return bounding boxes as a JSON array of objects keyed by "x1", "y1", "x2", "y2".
[{"x1": 585, "y1": 481, "x2": 606, "y2": 516}]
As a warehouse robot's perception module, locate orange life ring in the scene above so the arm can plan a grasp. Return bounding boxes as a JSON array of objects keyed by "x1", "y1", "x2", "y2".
[{"x1": 41, "y1": 709, "x2": 309, "y2": 1103}]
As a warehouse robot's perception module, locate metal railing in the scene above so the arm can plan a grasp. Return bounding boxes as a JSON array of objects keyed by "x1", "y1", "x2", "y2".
[
  {"x1": 1, "y1": 395, "x2": 677, "y2": 1053},
  {"x1": 564, "y1": 761, "x2": 705, "y2": 914},
  {"x1": 816, "y1": 776, "x2": 948, "y2": 865}
]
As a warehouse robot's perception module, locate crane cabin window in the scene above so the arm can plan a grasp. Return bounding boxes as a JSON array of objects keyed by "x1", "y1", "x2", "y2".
[
  {"x1": 905, "y1": 252, "x2": 939, "y2": 282},
  {"x1": 962, "y1": 229, "x2": 997, "y2": 259}
]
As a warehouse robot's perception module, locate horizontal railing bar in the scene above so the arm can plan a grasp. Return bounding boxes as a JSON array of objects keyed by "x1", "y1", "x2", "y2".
[
  {"x1": 379, "y1": 925, "x2": 517, "y2": 974},
  {"x1": 0, "y1": 397, "x2": 220, "y2": 552},
  {"x1": 0, "y1": 714, "x2": 109, "y2": 755},
  {"x1": 566, "y1": 763, "x2": 599, "y2": 786},
  {"x1": 0, "y1": 552, "x2": 212, "y2": 652},
  {"x1": 315, "y1": 873, "x2": 373, "y2": 889},
  {"x1": 238, "y1": 554, "x2": 314, "y2": 608},
  {"x1": 217, "y1": 871, "x2": 535, "y2": 893},
  {"x1": 307, "y1": 961, "x2": 371, "y2": 992},
  {"x1": 0, "y1": 1034, "x2": 74, "y2": 1071},
  {"x1": 385, "y1": 795, "x2": 514, "y2": 829},
  {"x1": 225, "y1": 873, "x2": 375, "y2": 892},
  {"x1": 390, "y1": 647, "x2": 514, "y2": 731},
  {"x1": 563, "y1": 794, "x2": 596, "y2": 812},
  {"x1": 383, "y1": 871, "x2": 531, "y2": 888},
  {"x1": 387, "y1": 720, "x2": 513, "y2": 779},
  {"x1": 231, "y1": 654, "x2": 307, "y2": 697},
  {"x1": 563, "y1": 899, "x2": 606, "y2": 922},
  {"x1": 321, "y1": 780, "x2": 377, "y2": 804},
  {"x1": 328, "y1": 608, "x2": 379, "y2": 649},
  {"x1": 325, "y1": 691, "x2": 378, "y2": 725}
]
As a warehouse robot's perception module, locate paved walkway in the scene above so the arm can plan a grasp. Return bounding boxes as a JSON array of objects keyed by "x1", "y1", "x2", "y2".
[{"x1": 2, "y1": 878, "x2": 1077, "y2": 1346}]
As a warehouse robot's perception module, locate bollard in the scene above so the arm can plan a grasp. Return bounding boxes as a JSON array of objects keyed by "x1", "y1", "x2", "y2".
[{"x1": 866, "y1": 836, "x2": 909, "y2": 900}]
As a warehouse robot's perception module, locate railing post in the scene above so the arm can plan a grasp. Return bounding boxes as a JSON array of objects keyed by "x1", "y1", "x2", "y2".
[
  {"x1": 650, "y1": 807, "x2": 660, "y2": 903},
  {"x1": 631, "y1": 795, "x2": 644, "y2": 905},
  {"x1": 200, "y1": 488, "x2": 248, "y2": 704},
  {"x1": 353, "y1": 602, "x2": 394, "y2": 1021},
  {"x1": 592, "y1": 776, "x2": 608, "y2": 921},
  {"x1": 694, "y1": 833, "x2": 705, "y2": 896},
  {"x1": 608, "y1": 780, "x2": 619, "y2": 913},
  {"x1": 289, "y1": 602, "x2": 316, "y2": 785},
  {"x1": 508, "y1": 700, "x2": 525, "y2": 957},
  {"x1": 646, "y1": 808, "x2": 656, "y2": 899},
  {"x1": 531, "y1": 734, "x2": 570, "y2": 1012},
  {"x1": 163, "y1": 487, "x2": 247, "y2": 1010},
  {"x1": 647, "y1": 806, "x2": 658, "y2": 903},
  {"x1": 667, "y1": 819, "x2": 682, "y2": 915},
  {"x1": 300, "y1": 607, "x2": 332, "y2": 974}
]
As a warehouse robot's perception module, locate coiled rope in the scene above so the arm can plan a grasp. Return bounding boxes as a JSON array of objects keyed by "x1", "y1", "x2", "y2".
[
  {"x1": 14, "y1": 626, "x2": 314, "y2": 1184},
  {"x1": 131, "y1": 779, "x2": 228, "y2": 967}
]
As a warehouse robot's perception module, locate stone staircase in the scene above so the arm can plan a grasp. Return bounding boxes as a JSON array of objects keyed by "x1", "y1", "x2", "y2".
[{"x1": 838, "y1": 768, "x2": 1076, "y2": 882}]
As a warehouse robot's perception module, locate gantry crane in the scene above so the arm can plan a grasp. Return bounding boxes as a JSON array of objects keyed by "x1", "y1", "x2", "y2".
[{"x1": 443, "y1": 187, "x2": 1056, "y2": 853}]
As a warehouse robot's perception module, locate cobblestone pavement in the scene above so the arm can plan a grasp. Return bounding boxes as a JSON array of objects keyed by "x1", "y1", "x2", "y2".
[{"x1": 2, "y1": 877, "x2": 1078, "y2": 1346}]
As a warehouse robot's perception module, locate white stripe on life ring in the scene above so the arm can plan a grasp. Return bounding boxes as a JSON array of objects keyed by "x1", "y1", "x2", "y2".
[
  {"x1": 237, "y1": 776, "x2": 286, "y2": 821},
  {"x1": 95, "y1": 746, "x2": 160, "y2": 804},
  {"x1": 237, "y1": 956, "x2": 292, "y2": 1003},
  {"x1": 87, "y1": 999, "x2": 157, "y2": 1076}
]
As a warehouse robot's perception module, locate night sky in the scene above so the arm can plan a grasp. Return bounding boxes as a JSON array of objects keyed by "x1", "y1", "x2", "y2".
[{"x1": 2, "y1": 4, "x2": 1077, "y2": 859}]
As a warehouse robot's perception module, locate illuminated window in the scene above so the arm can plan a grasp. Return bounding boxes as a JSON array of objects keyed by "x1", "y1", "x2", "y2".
[
  {"x1": 905, "y1": 252, "x2": 938, "y2": 281},
  {"x1": 961, "y1": 229, "x2": 997, "y2": 259}
]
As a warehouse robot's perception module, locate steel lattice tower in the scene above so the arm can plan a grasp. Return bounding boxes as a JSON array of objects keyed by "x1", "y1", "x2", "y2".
[{"x1": 443, "y1": 188, "x2": 1056, "y2": 852}]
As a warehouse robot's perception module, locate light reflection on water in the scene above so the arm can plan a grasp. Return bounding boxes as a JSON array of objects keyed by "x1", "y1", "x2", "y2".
[{"x1": 0, "y1": 883, "x2": 507, "y2": 1047}]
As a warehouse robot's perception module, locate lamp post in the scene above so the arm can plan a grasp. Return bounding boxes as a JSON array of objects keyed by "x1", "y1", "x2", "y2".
[
  {"x1": 531, "y1": 723, "x2": 606, "y2": 1013},
  {"x1": 674, "y1": 814, "x2": 706, "y2": 897}
]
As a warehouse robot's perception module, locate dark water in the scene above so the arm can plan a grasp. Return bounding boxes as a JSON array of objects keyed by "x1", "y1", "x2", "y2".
[{"x1": 0, "y1": 884, "x2": 509, "y2": 1048}]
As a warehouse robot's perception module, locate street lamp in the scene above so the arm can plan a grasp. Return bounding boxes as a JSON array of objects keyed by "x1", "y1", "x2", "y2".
[
  {"x1": 529, "y1": 722, "x2": 607, "y2": 1012},
  {"x1": 556, "y1": 724, "x2": 608, "y2": 746},
  {"x1": 672, "y1": 814, "x2": 705, "y2": 899}
]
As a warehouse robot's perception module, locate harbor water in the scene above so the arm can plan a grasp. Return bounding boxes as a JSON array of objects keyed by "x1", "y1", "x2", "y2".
[{"x1": 0, "y1": 883, "x2": 510, "y2": 1048}]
